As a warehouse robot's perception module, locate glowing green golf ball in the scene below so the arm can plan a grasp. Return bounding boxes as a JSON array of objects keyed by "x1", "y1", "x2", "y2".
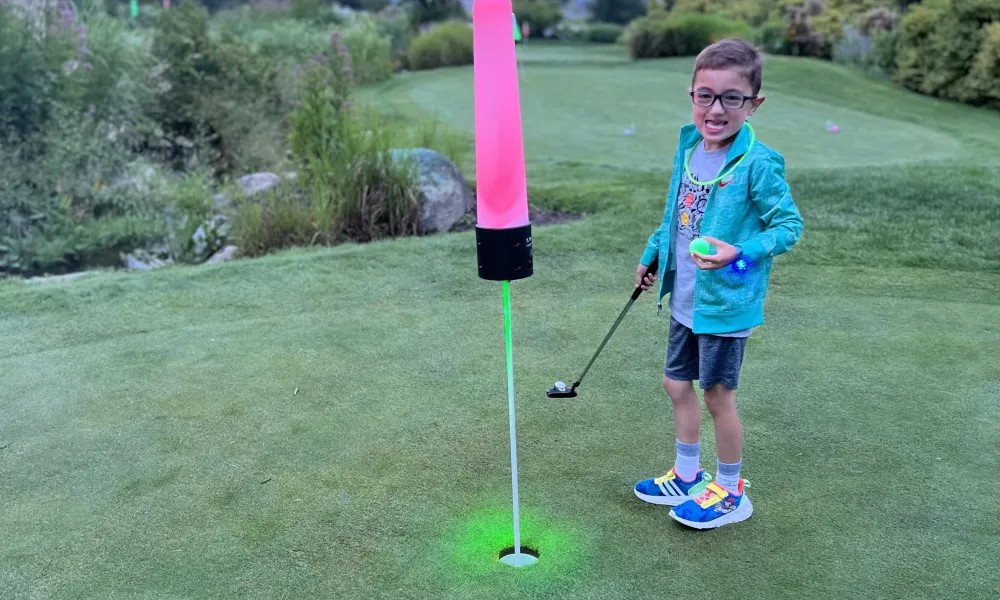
[{"x1": 689, "y1": 238, "x2": 712, "y2": 255}]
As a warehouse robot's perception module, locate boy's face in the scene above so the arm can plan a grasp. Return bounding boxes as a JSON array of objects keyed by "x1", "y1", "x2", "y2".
[{"x1": 690, "y1": 68, "x2": 765, "y2": 150}]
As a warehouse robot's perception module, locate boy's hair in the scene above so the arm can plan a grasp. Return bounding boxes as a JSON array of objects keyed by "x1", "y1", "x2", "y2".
[{"x1": 693, "y1": 38, "x2": 763, "y2": 95}]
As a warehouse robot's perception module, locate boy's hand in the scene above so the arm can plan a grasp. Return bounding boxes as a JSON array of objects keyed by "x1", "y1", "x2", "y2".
[
  {"x1": 691, "y1": 236, "x2": 739, "y2": 270},
  {"x1": 636, "y1": 263, "x2": 658, "y2": 290}
]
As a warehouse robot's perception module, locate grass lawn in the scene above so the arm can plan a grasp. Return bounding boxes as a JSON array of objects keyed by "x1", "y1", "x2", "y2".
[{"x1": 3, "y1": 45, "x2": 1000, "y2": 599}]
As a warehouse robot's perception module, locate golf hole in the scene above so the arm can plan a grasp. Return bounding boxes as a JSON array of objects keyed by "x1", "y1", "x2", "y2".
[{"x1": 498, "y1": 545, "x2": 540, "y2": 567}]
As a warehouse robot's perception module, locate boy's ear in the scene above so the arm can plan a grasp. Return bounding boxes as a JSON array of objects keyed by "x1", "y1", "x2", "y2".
[{"x1": 749, "y1": 95, "x2": 765, "y2": 115}]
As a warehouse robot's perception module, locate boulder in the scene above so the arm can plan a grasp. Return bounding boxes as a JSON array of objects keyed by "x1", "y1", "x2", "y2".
[
  {"x1": 390, "y1": 148, "x2": 474, "y2": 234},
  {"x1": 206, "y1": 245, "x2": 239, "y2": 265},
  {"x1": 238, "y1": 173, "x2": 281, "y2": 197}
]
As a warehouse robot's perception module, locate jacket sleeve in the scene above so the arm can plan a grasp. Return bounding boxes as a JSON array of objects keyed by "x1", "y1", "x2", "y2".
[
  {"x1": 640, "y1": 228, "x2": 660, "y2": 267},
  {"x1": 735, "y1": 154, "x2": 803, "y2": 264}
]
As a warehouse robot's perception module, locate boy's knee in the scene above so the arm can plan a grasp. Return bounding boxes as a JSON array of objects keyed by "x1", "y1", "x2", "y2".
[
  {"x1": 663, "y1": 376, "x2": 695, "y2": 402},
  {"x1": 703, "y1": 383, "x2": 737, "y2": 415}
]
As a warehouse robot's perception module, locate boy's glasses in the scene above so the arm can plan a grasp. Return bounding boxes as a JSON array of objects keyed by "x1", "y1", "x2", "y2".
[{"x1": 690, "y1": 90, "x2": 757, "y2": 109}]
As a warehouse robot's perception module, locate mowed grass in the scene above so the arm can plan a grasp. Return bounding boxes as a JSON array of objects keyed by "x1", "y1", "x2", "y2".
[{"x1": 2, "y1": 45, "x2": 1000, "y2": 599}]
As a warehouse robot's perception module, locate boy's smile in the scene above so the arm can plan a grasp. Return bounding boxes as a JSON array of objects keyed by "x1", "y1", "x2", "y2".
[{"x1": 690, "y1": 69, "x2": 765, "y2": 151}]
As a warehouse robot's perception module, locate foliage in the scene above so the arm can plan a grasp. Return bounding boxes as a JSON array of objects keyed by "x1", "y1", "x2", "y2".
[
  {"x1": 148, "y1": 0, "x2": 286, "y2": 174},
  {"x1": 512, "y1": 0, "x2": 563, "y2": 36},
  {"x1": 585, "y1": 21, "x2": 626, "y2": 43},
  {"x1": 623, "y1": 13, "x2": 754, "y2": 59},
  {"x1": 340, "y1": 15, "x2": 394, "y2": 85},
  {"x1": 0, "y1": 108, "x2": 166, "y2": 277},
  {"x1": 0, "y1": 1, "x2": 168, "y2": 277},
  {"x1": 833, "y1": 24, "x2": 898, "y2": 79},
  {"x1": 588, "y1": 0, "x2": 646, "y2": 25},
  {"x1": 246, "y1": 34, "x2": 419, "y2": 256},
  {"x1": 894, "y1": 0, "x2": 1000, "y2": 109},
  {"x1": 407, "y1": 21, "x2": 474, "y2": 71},
  {"x1": 647, "y1": 0, "x2": 670, "y2": 21},
  {"x1": 406, "y1": 0, "x2": 467, "y2": 27},
  {"x1": 374, "y1": 5, "x2": 415, "y2": 67}
]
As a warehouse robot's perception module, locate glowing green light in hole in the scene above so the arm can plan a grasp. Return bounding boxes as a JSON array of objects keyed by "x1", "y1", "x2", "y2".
[{"x1": 444, "y1": 507, "x2": 585, "y2": 577}]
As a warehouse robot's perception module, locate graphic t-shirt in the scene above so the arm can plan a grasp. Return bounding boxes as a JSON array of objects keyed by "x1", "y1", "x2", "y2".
[{"x1": 669, "y1": 141, "x2": 752, "y2": 338}]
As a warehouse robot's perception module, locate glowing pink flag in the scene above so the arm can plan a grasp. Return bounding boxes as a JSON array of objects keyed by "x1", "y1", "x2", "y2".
[{"x1": 473, "y1": 0, "x2": 529, "y2": 230}]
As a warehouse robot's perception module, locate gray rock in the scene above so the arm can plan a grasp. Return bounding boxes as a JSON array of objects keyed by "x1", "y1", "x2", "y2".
[
  {"x1": 192, "y1": 215, "x2": 230, "y2": 259},
  {"x1": 206, "y1": 245, "x2": 239, "y2": 265},
  {"x1": 125, "y1": 256, "x2": 152, "y2": 271},
  {"x1": 389, "y1": 148, "x2": 474, "y2": 234},
  {"x1": 238, "y1": 173, "x2": 281, "y2": 197},
  {"x1": 213, "y1": 193, "x2": 230, "y2": 209}
]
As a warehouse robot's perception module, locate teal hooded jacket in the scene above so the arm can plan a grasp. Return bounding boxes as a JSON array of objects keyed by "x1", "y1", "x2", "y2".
[{"x1": 640, "y1": 122, "x2": 804, "y2": 335}]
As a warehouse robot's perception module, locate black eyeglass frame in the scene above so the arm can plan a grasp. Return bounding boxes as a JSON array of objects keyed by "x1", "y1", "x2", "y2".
[{"x1": 689, "y1": 90, "x2": 758, "y2": 110}]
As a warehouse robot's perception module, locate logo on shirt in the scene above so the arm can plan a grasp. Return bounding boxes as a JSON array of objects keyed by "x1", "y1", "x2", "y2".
[{"x1": 718, "y1": 176, "x2": 735, "y2": 188}]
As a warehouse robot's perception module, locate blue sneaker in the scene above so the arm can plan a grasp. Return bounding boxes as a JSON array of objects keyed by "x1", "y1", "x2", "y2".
[
  {"x1": 669, "y1": 479, "x2": 753, "y2": 529},
  {"x1": 634, "y1": 467, "x2": 712, "y2": 506}
]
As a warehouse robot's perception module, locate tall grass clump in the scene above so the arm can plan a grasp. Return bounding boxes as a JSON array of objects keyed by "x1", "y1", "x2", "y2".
[{"x1": 236, "y1": 32, "x2": 418, "y2": 256}]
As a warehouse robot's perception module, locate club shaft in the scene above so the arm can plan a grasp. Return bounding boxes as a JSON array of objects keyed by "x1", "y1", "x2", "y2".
[
  {"x1": 502, "y1": 280, "x2": 522, "y2": 563},
  {"x1": 574, "y1": 295, "x2": 638, "y2": 387}
]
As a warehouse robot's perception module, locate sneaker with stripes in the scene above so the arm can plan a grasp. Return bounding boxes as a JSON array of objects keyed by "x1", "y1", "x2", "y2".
[{"x1": 634, "y1": 467, "x2": 711, "y2": 506}]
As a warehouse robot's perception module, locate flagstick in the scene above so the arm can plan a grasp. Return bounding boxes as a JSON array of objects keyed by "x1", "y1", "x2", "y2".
[{"x1": 502, "y1": 279, "x2": 524, "y2": 566}]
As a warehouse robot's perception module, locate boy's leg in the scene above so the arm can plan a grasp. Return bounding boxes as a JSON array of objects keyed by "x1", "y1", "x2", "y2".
[
  {"x1": 663, "y1": 376, "x2": 701, "y2": 480},
  {"x1": 667, "y1": 334, "x2": 753, "y2": 529},
  {"x1": 704, "y1": 383, "x2": 743, "y2": 492},
  {"x1": 634, "y1": 318, "x2": 711, "y2": 506}
]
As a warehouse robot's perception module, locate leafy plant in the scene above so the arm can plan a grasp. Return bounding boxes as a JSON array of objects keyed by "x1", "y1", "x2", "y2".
[{"x1": 407, "y1": 21, "x2": 473, "y2": 71}]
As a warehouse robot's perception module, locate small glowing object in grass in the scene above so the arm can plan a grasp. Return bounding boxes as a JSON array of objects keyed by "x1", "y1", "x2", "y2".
[{"x1": 689, "y1": 237, "x2": 712, "y2": 256}]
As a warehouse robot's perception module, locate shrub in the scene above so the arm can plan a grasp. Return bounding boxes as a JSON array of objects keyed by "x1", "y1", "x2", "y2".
[
  {"x1": 341, "y1": 15, "x2": 394, "y2": 84},
  {"x1": 407, "y1": 21, "x2": 473, "y2": 71},
  {"x1": 623, "y1": 13, "x2": 754, "y2": 59},
  {"x1": 894, "y1": 0, "x2": 1000, "y2": 108},
  {"x1": 755, "y1": 15, "x2": 793, "y2": 54},
  {"x1": 148, "y1": 0, "x2": 286, "y2": 174},
  {"x1": 0, "y1": 108, "x2": 166, "y2": 277},
  {"x1": 512, "y1": 0, "x2": 563, "y2": 36},
  {"x1": 374, "y1": 6, "x2": 415, "y2": 67},
  {"x1": 585, "y1": 21, "x2": 626, "y2": 43},
  {"x1": 407, "y1": 0, "x2": 467, "y2": 28},
  {"x1": 241, "y1": 35, "x2": 419, "y2": 256}
]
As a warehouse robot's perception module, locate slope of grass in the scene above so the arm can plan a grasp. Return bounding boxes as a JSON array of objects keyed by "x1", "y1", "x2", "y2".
[{"x1": 2, "y1": 45, "x2": 999, "y2": 599}]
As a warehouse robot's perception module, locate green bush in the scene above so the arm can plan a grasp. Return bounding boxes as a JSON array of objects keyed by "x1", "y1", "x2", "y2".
[
  {"x1": 894, "y1": 0, "x2": 1000, "y2": 109},
  {"x1": 407, "y1": 21, "x2": 473, "y2": 71},
  {"x1": 585, "y1": 21, "x2": 626, "y2": 43},
  {"x1": 408, "y1": 0, "x2": 467, "y2": 28},
  {"x1": 0, "y1": 2, "x2": 169, "y2": 277},
  {"x1": 512, "y1": 0, "x2": 563, "y2": 36},
  {"x1": 243, "y1": 36, "x2": 418, "y2": 256},
  {"x1": 341, "y1": 16, "x2": 394, "y2": 84},
  {"x1": 755, "y1": 15, "x2": 792, "y2": 54},
  {"x1": 374, "y1": 6, "x2": 415, "y2": 67},
  {"x1": 0, "y1": 108, "x2": 166, "y2": 277},
  {"x1": 148, "y1": 0, "x2": 286, "y2": 174},
  {"x1": 623, "y1": 13, "x2": 754, "y2": 59}
]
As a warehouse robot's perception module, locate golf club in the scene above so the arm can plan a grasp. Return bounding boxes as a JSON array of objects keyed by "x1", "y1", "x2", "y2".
[{"x1": 547, "y1": 255, "x2": 659, "y2": 398}]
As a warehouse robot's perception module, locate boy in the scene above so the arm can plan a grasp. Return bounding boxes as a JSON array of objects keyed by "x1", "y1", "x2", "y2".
[{"x1": 632, "y1": 38, "x2": 803, "y2": 529}]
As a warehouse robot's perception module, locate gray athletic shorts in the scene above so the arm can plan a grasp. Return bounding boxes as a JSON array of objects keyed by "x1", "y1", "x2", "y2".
[{"x1": 664, "y1": 317, "x2": 747, "y2": 391}]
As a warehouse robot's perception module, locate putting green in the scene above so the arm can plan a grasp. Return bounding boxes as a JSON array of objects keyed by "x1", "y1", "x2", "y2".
[{"x1": 381, "y1": 63, "x2": 959, "y2": 171}]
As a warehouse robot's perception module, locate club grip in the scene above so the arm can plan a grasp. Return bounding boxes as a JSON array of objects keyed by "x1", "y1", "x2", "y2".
[{"x1": 632, "y1": 255, "x2": 659, "y2": 300}]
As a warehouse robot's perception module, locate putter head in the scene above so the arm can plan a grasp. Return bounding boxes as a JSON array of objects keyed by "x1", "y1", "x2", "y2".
[{"x1": 546, "y1": 381, "x2": 578, "y2": 398}]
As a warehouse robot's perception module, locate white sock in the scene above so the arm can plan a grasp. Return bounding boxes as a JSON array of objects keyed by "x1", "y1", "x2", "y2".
[
  {"x1": 716, "y1": 459, "x2": 742, "y2": 493},
  {"x1": 674, "y1": 440, "x2": 700, "y2": 481}
]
